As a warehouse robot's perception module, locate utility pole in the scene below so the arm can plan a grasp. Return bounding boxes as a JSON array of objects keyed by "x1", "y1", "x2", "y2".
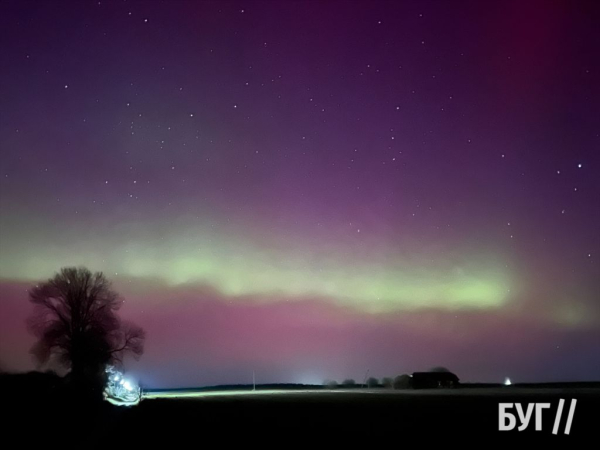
[
  {"x1": 363, "y1": 369, "x2": 370, "y2": 388},
  {"x1": 253, "y1": 370, "x2": 256, "y2": 391}
]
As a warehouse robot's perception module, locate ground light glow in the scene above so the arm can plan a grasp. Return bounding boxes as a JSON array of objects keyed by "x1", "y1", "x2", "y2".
[
  {"x1": 142, "y1": 387, "x2": 537, "y2": 401},
  {"x1": 141, "y1": 389, "x2": 423, "y2": 400},
  {"x1": 104, "y1": 366, "x2": 141, "y2": 406},
  {"x1": 143, "y1": 389, "x2": 331, "y2": 399}
]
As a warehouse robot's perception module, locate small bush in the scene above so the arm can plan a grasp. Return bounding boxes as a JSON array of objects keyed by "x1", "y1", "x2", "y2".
[
  {"x1": 393, "y1": 374, "x2": 412, "y2": 389},
  {"x1": 366, "y1": 377, "x2": 379, "y2": 388},
  {"x1": 323, "y1": 379, "x2": 338, "y2": 389}
]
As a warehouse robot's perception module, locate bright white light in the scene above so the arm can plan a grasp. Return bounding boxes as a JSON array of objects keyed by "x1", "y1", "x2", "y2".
[
  {"x1": 504, "y1": 377, "x2": 512, "y2": 386},
  {"x1": 104, "y1": 365, "x2": 140, "y2": 406}
]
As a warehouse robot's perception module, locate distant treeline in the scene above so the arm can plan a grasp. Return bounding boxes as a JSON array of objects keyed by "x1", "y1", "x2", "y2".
[{"x1": 3, "y1": 371, "x2": 600, "y2": 394}]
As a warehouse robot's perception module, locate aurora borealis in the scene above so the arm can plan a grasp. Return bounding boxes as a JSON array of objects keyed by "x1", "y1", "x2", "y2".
[{"x1": 0, "y1": 0, "x2": 598, "y2": 387}]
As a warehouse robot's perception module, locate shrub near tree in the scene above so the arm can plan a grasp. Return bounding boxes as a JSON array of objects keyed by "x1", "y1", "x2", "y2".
[{"x1": 393, "y1": 374, "x2": 412, "y2": 389}]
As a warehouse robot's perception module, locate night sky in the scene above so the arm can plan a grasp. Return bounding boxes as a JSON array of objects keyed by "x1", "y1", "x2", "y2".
[{"x1": 0, "y1": 0, "x2": 599, "y2": 388}]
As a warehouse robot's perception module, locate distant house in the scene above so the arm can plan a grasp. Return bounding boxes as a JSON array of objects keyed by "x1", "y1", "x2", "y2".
[{"x1": 411, "y1": 371, "x2": 459, "y2": 389}]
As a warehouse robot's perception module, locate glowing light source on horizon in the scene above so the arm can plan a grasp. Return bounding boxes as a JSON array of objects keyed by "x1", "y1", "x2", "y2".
[{"x1": 105, "y1": 366, "x2": 140, "y2": 405}]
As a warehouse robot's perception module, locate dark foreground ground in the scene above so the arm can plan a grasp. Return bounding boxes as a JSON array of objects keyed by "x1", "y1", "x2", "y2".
[
  {"x1": 5, "y1": 377, "x2": 600, "y2": 446},
  {"x1": 132, "y1": 388, "x2": 600, "y2": 444}
]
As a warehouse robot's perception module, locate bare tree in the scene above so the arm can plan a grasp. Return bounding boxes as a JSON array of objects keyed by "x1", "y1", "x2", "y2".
[{"x1": 27, "y1": 267, "x2": 145, "y2": 392}]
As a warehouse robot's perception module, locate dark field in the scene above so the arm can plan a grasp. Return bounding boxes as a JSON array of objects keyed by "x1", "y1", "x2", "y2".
[
  {"x1": 131, "y1": 388, "x2": 600, "y2": 443},
  {"x1": 7, "y1": 380, "x2": 600, "y2": 445}
]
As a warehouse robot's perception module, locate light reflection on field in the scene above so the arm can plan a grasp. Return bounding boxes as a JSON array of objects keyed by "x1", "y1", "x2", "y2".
[
  {"x1": 143, "y1": 389, "x2": 352, "y2": 399},
  {"x1": 142, "y1": 387, "x2": 600, "y2": 401}
]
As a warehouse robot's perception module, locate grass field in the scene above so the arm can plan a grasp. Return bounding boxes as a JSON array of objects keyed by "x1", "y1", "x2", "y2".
[
  {"x1": 123, "y1": 387, "x2": 600, "y2": 443},
  {"x1": 6, "y1": 380, "x2": 600, "y2": 445}
]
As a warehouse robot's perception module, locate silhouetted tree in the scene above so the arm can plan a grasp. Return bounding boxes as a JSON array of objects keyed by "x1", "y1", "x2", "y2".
[
  {"x1": 27, "y1": 267, "x2": 145, "y2": 398},
  {"x1": 429, "y1": 366, "x2": 451, "y2": 373},
  {"x1": 382, "y1": 377, "x2": 393, "y2": 388},
  {"x1": 393, "y1": 374, "x2": 412, "y2": 389},
  {"x1": 367, "y1": 377, "x2": 379, "y2": 388},
  {"x1": 342, "y1": 378, "x2": 356, "y2": 387}
]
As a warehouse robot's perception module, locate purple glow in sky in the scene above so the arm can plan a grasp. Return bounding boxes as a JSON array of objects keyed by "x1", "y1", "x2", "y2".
[{"x1": 0, "y1": 0, "x2": 599, "y2": 387}]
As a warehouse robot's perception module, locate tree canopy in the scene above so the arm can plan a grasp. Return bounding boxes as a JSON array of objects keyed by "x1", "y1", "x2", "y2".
[{"x1": 27, "y1": 267, "x2": 145, "y2": 384}]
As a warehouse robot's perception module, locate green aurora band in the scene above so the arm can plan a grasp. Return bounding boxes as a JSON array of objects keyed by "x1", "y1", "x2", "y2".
[{"x1": 0, "y1": 218, "x2": 509, "y2": 313}]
